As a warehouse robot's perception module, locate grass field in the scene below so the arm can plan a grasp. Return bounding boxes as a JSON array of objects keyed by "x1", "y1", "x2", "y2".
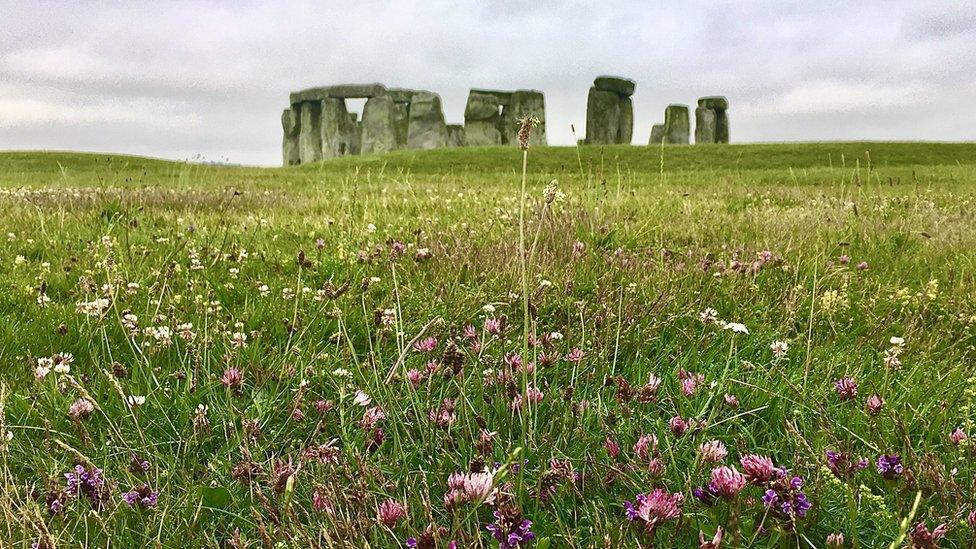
[{"x1": 1, "y1": 141, "x2": 975, "y2": 548}]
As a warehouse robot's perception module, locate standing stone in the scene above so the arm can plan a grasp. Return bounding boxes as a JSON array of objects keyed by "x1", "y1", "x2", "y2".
[
  {"x1": 281, "y1": 108, "x2": 300, "y2": 166},
  {"x1": 695, "y1": 96, "x2": 730, "y2": 144},
  {"x1": 464, "y1": 92, "x2": 501, "y2": 147},
  {"x1": 715, "y1": 110, "x2": 730, "y2": 143},
  {"x1": 407, "y1": 91, "x2": 447, "y2": 150},
  {"x1": 497, "y1": 106, "x2": 516, "y2": 145},
  {"x1": 297, "y1": 101, "x2": 322, "y2": 164},
  {"x1": 617, "y1": 97, "x2": 633, "y2": 144},
  {"x1": 446, "y1": 125, "x2": 465, "y2": 147},
  {"x1": 360, "y1": 95, "x2": 398, "y2": 155},
  {"x1": 393, "y1": 102, "x2": 410, "y2": 148},
  {"x1": 464, "y1": 121, "x2": 501, "y2": 147},
  {"x1": 648, "y1": 124, "x2": 665, "y2": 144},
  {"x1": 585, "y1": 87, "x2": 620, "y2": 144},
  {"x1": 695, "y1": 107, "x2": 717, "y2": 144},
  {"x1": 593, "y1": 76, "x2": 636, "y2": 97},
  {"x1": 510, "y1": 90, "x2": 547, "y2": 146},
  {"x1": 663, "y1": 104, "x2": 690, "y2": 145},
  {"x1": 320, "y1": 98, "x2": 357, "y2": 158}
]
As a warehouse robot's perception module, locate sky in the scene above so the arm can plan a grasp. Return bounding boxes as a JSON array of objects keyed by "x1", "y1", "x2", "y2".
[{"x1": 0, "y1": 0, "x2": 974, "y2": 166}]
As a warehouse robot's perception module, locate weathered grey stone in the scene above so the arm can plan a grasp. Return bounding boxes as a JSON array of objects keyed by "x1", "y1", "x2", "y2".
[
  {"x1": 464, "y1": 120, "x2": 501, "y2": 147},
  {"x1": 585, "y1": 87, "x2": 620, "y2": 144},
  {"x1": 497, "y1": 107, "x2": 516, "y2": 145},
  {"x1": 698, "y1": 96, "x2": 729, "y2": 110},
  {"x1": 594, "y1": 76, "x2": 636, "y2": 97},
  {"x1": 663, "y1": 104, "x2": 690, "y2": 145},
  {"x1": 320, "y1": 98, "x2": 357, "y2": 158},
  {"x1": 407, "y1": 91, "x2": 447, "y2": 149},
  {"x1": 290, "y1": 83, "x2": 387, "y2": 104},
  {"x1": 360, "y1": 95, "x2": 398, "y2": 155},
  {"x1": 617, "y1": 97, "x2": 633, "y2": 144},
  {"x1": 648, "y1": 124, "x2": 665, "y2": 144},
  {"x1": 393, "y1": 103, "x2": 410, "y2": 147},
  {"x1": 510, "y1": 90, "x2": 546, "y2": 146},
  {"x1": 715, "y1": 111, "x2": 730, "y2": 143},
  {"x1": 281, "y1": 108, "x2": 301, "y2": 166},
  {"x1": 297, "y1": 101, "x2": 322, "y2": 163},
  {"x1": 465, "y1": 92, "x2": 502, "y2": 121},
  {"x1": 351, "y1": 121, "x2": 362, "y2": 155},
  {"x1": 470, "y1": 89, "x2": 513, "y2": 106},
  {"x1": 388, "y1": 88, "x2": 416, "y2": 104},
  {"x1": 446, "y1": 124, "x2": 465, "y2": 147},
  {"x1": 695, "y1": 106, "x2": 717, "y2": 144}
]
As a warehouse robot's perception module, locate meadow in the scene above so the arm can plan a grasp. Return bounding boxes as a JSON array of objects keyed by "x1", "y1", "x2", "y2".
[{"x1": 1, "y1": 140, "x2": 975, "y2": 547}]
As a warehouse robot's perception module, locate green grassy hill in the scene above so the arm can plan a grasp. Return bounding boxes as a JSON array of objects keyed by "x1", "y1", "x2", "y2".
[{"x1": 1, "y1": 141, "x2": 974, "y2": 189}]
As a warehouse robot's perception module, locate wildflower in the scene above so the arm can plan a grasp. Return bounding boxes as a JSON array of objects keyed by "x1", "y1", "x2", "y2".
[
  {"x1": 121, "y1": 485, "x2": 158, "y2": 508},
  {"x1": 857, "y1": 261, "x2": 869, "y2": 270},
  {"x1": 605, "y1": 437, "x2": 621, "y2": 460},
  {"x1": 835, "y1": 377, "x2": 857, "y2": 401},
  {"x1": 708, "y1": 466, "x2": 746, "y2": 499},
  {"x1": 826, "y1": 450, "x2": 869, "y2": 480},
  {"x1": 699, "y1": 440, "x2": 728, "y2": 463},
  {"x1": 406, "y1": 368, "x2": 423, "y2": 388},
  {"x1": 740, "y1": 454, "x2": 778, "y2": 484},
  {"x1": 909, "y1": 521, "x2": 947, "y2": 548},
  {"x1": 838, "y1": 254, "x2": 850, "y2": 265},
  {"x1": 699, "y1": 308, "x2": 719, "y2": 324},
  {"x1": 721, "y1": 321, "x2": 749, "y2": 334},
  {"x1": 487, "y1": 506, "x2": 536, "y2": 548},
  {"x1": 770, "y1": 340, "x2": 789, "y2": 358},
  {"x1": 633, "y1": 434, "x2": 657, "y2": 461},
  {"x1": 516, "y1": 116, "x2": 539, "y2": 150},
  {"x1": 566, "y1": 347, "x2": 584, "y2": 362},
  {"x1": 68, "y1": 398, "x2": 94, "y2": 420},
  {"x1": 724, "y1": 393, "x2": 739, "y2": 408},
  {"x1": 865, "y1": 394, "x2": 884, "y2": 415},
  {"x1": 876, "y1": 454, "x2": 903, "y2": 479},
  {"x1": 669, "y1": 416, "x2": 689, "y2": 437},
  {"x1": 353, "y1": 390, "x2": 372, "y2": 407},
  {"x1": 35, "y1": 357, "x2": 53, "y2": 380},
  {"x1": 377, "y1": 498, "x2": 407, "y2": 528},
  {"x1": 127, "y1": 395, "x2": 146, "y2": 407},
  {"x1": 699, "y1": 527, "x2": 723, "y2": 549},
  {"x1": 485, "y1": 317, "x2": 503, "y2": 334},
  {"x1": 679, "y1": 369, "x2": 704, "y2": 396},
  {"x1": 624, "y1": 489, "x2": 683, "y2": 534},
  {"x1": 949, "y1": 427, "x2": 967, "y2": 445},
  {"x1": 221, "y1": 367, "x2": 244, "y2": 394},
  {"x1": 64, "y1": 464, "x2": 109, "y2": 509},
  {"x1": 413, "y1": 337, "x2": 437, "y2": 353},
  {"x1": 826, "y1": 533, "x2": 845, "y2": 548}
]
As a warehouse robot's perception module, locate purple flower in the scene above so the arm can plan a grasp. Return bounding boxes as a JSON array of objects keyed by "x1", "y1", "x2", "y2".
[
  {"x1": 792, "y1": 493, "x2": 811, "y2": 518},
  {"x1": 876, "y1": 454, "x2": 903, "y2": 479},
  {"x1": 121, "y1": 485, "x2": 158, "y2": 508},
  {"x1": 762, "y1": 489, "x2": 778, "y2": 508},
  {"x1": 63, "y1": 464, "x2": 108, "y2": 510},
  {"x1": 835, "y1": 377, "x2": 858, "y2": 401},
  {"x1": 486, "y1": 508, "x2": 535, "y2": 549}
]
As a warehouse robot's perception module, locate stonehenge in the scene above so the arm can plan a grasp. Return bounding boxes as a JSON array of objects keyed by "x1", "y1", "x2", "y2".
[
  {"x1": 695, "y1": 96, "x2": 730, "y2": 144},
  {"x1": 463, "y1": 89, "x2": 546, "y2": 147},
  {"x1": 663, "y1": 104, "x2": 691, "y2": 145},
  {"x1": 280, "y1": 79, "x2": 729, "y2": 165},
  {"x1": 585, "y1": 76, "x2": 636, "y2": 145}
]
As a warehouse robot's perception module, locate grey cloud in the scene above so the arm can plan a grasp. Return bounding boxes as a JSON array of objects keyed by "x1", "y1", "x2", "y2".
[{"x1": 0, "y1": 0, "x2": 973, "y2": 166}]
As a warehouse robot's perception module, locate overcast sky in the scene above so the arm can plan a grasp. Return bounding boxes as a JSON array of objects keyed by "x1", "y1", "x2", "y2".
[{"x1": 1, "y1": 0, "x2": 974, "y2": 166}]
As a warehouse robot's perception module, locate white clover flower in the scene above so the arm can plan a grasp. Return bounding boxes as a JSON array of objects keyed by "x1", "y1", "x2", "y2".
[
  {"x1": 127, "y1": 395, "x2": 146, "y2": 407},
  {"x1": 770, "y1": 340, "x2": 789, "y2": 357},
  {"x1": 353, "y1": 390, "x2": 371, "y2": 406},
  {"x1": 722, "y1": 322, "x2": 749, "y2": 334},
  {"x1": 889, "y1": 336, "x2": 905, "y2": 347}
]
